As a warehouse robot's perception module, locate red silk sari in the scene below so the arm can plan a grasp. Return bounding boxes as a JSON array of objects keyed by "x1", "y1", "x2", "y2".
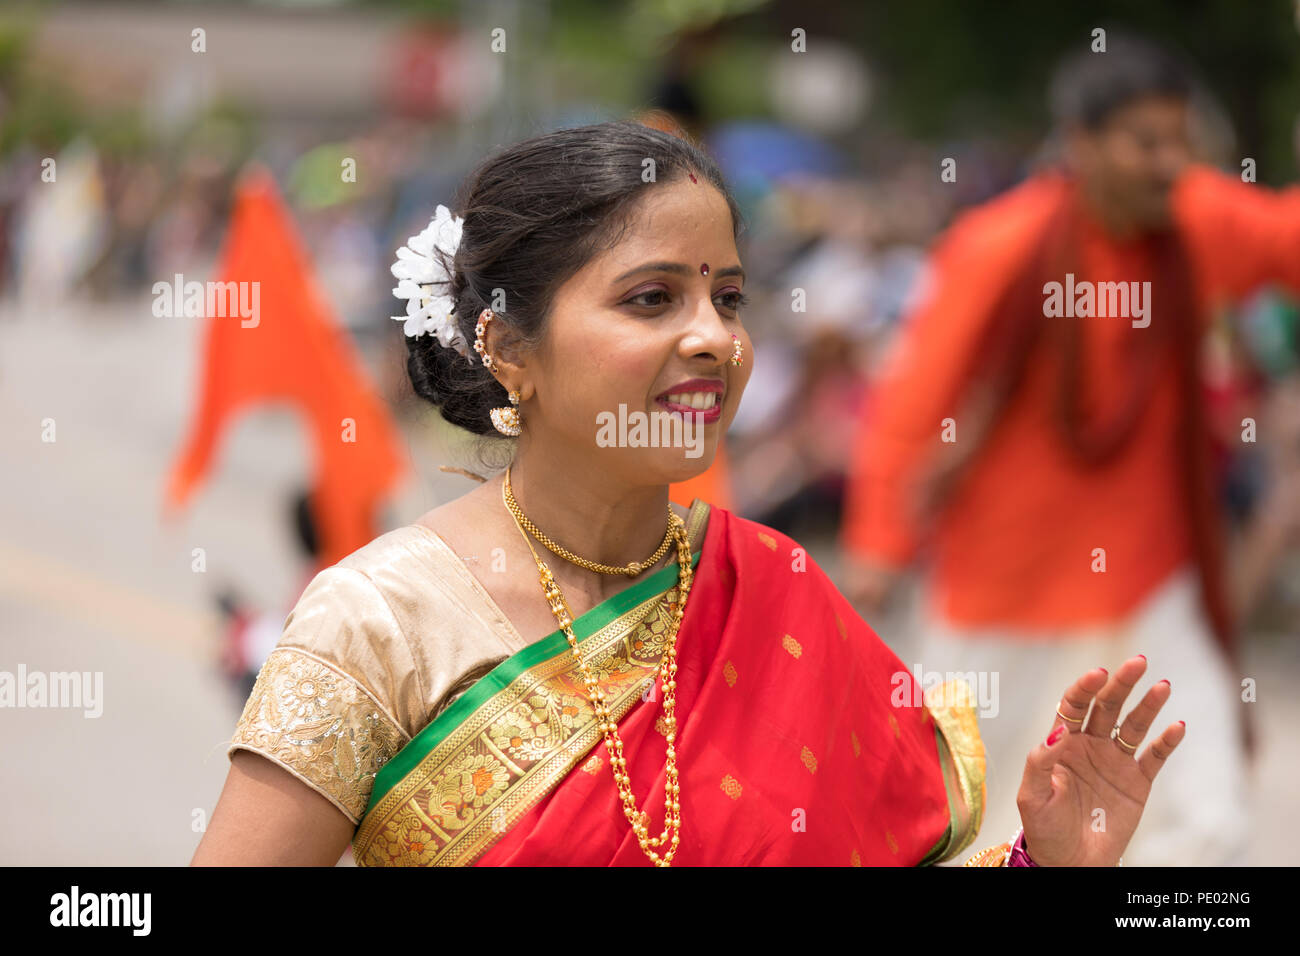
[{"x1": 353, "y1": 503, "x2": 984, "y2": 866}]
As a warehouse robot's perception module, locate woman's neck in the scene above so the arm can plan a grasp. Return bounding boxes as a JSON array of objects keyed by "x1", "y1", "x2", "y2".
[{"x1": 499, "y1": 449, "x2": 679, "y2": 589}]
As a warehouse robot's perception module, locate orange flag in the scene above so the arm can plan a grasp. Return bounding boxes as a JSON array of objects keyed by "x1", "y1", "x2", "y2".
[
  {"x1": 164, "y1": 165, "x2": 407, "y2": 565},
  {"x1": 669, "y1": 439, "x2": 734, "y2": 511}
]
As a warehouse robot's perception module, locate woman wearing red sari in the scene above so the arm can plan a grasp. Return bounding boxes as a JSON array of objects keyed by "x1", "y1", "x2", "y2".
[{"x1": 193, "y1": 121, "x2": 1184, "y2": 867}]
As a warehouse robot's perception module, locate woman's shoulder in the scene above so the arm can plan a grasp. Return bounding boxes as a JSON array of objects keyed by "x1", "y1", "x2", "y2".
[
  {"x1": 333, "y1": 523, "x2": 444, "y2": 579},
  {"x1": 247, "y1": 522, "x2": 469, "y2": 731},
  {"x1": 264, "y1": 539, "x2": 428, "y2": 717},
  {"x1": 284, "y1": 518, "x2": 495, "y2": 669},
  {"x1": 709, "y1": 506, "x2": 803, "y2": 557},
  {"x1": 265, "y1": 527, "x2": 443, "y2": 666},
  {"x1": 706, "y1": 508, "x2": 862, "y2": 609},
  {"x1": 302, "y1": 521, "x2": 475, "y2": 626}
]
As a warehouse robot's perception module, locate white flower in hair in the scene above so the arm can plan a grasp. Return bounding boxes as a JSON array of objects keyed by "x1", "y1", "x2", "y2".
[{"x1": 390, "y1": 204, "x2": 471, "y2": 357}]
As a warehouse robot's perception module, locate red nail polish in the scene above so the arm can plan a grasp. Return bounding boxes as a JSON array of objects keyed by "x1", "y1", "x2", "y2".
[
  {"x1": 1178, "y1": 720, "x2": 1185, "y2": 726},
  {"x1": 1047, "y1": 725, "x2": 1066, "y2": 746},
  {"x1": 1159, "y1": 679, "x2": 1170, "y2": 686},
  {"x1": 1138, "y1": 654, "x2": 1146, "y2": 661},
  {"x1": 1098, "y1": 667, "x2": 1108, "y2": 675}
]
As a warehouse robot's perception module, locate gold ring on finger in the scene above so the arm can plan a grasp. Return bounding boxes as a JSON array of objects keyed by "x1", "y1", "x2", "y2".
[
  {"x1": 1110, "y1": 726, "x2": 1139, "y2": 751},
  {"x1": 1055, "y1": 708, "x2": 1083, "y2": 724}
]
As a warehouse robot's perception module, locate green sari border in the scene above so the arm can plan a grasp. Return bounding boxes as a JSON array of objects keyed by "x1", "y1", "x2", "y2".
[
  {"x1": 917, "y1": 724, "x2": 958, "y2": 866},
  {"x1": 364, "y1": 544, "x2": 703, "y2": 815}
]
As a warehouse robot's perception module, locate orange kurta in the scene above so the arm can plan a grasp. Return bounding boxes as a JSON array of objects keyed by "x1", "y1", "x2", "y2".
[{"x1": 842, "y1": 164, "x2": 1300, "y2": 630}]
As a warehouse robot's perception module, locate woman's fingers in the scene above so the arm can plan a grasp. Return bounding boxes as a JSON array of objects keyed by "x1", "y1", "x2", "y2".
[
  {"x1": 1082, "y1": 656, "x2": 1147, "y2": 739},
  {"x1": 1137, "y1": 720, "x2": 1187, "y2": 783},
  {"x1": 1051, "y1": 666, "x2": 1108, "y2": 737},
  {"x1": 1019, "y1": 722, "x2": 1070, "y2": 811},
  {"x1": 1111, "y1": 678, "x2": 1172, "y2": 754}
]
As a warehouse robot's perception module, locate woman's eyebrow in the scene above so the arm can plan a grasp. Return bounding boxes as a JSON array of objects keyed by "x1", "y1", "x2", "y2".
[{"x1": 612, "y1": 261, "x2": 745, "y2": 283}]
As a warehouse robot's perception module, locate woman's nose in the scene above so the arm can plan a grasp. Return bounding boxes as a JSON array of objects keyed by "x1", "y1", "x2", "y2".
[{"x1": 682, "y1": 294, "x2": 734, "y2": 361}]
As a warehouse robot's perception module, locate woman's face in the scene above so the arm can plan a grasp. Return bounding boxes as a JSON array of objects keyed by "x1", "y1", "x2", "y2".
[{"x1": 523, "y1": 177, "x2": 751, "y2": 485}]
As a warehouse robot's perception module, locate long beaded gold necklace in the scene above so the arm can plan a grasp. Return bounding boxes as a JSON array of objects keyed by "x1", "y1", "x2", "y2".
[{"x1": 501, "y1": 466, "x2": 692, "y2": 865}]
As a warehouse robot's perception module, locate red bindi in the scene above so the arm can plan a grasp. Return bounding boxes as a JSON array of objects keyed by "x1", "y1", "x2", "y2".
[{"x1": 700, "y1": 262, "x2": 709, "y2": 275}]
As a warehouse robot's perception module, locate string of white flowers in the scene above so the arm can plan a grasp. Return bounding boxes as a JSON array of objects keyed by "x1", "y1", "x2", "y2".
[{"x1": 390, "y1": 204, "x2": 473, "y2": 359}]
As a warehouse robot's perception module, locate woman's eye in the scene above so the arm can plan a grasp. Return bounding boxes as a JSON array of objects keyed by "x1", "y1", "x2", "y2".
[
  {"x1": 625, "y1": 289, "x2": 670, "y2": 308},
  {"x1": 716, "y1": 291, "x2": 749, "y2": 311}
]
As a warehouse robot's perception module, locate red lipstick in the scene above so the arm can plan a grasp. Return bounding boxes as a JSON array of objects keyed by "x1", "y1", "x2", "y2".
[{"x1": 655, "y1": 378, "x2": 724, "y2": 424}]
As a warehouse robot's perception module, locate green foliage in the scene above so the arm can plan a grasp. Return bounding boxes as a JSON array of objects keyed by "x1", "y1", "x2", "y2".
[{"x1": 852, "y1": 0, "x2": 1300, "y2": 180}]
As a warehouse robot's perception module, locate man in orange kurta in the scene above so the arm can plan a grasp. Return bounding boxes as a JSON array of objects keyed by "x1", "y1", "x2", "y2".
[{"x1": 841, "y1": 37, "x2": 1300, "y2": 864}]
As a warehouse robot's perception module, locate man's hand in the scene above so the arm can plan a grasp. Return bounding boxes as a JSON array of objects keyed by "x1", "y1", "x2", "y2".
[{"x1": 839, "y1": 555, "x2": 901, "y2": 615}]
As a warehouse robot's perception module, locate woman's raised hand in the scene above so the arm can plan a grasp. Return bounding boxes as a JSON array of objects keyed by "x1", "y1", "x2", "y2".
[{"x1": 1016, "y1": 656, "x2": 1186, "y2": 866}]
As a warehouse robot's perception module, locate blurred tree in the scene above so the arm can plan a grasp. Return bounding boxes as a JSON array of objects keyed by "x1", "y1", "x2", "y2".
[{"x1": 836, "y1": 0, "x2": 1300, "y2": 183}]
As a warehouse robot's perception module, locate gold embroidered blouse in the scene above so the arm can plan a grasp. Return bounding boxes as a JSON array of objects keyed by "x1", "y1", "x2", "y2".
[
  {"x1": 229, "y1": 524, "x2": 531, "y2": 825},
  {"x1": 228, "y1": 506, "x2": 710, "y2": 826}
]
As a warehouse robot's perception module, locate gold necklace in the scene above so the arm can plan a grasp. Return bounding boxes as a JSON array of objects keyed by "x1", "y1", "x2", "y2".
[
  {"x1": 501, "y1": 467, "x2": 692, "y2": 866},
  {"x1": 503, "y1": 469, "x2": 674, "y2": 576}
]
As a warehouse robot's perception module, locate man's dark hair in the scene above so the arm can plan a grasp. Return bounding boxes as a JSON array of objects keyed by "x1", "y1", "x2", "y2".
[{"x1": 1049, "y1": 32, "x2": 1193, "y2": 130}]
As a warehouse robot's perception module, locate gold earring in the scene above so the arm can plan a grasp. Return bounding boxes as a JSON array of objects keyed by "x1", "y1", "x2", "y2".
[
  {"x1": 474, "y1": 309, "x2": 499, "y2": 373},
  {"x1": 730, "y1": 332, "x2": 744, "y2": 367},
  {"x1": 490, "y1": 388, "x2": 522, "y2": 437}
]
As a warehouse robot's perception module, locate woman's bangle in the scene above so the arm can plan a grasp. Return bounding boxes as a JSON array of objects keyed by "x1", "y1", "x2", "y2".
[
  {"x1": 963, "y1": 827, "x2": 1124, "y2": 867},
  {"x1": 962, "y1": 838, "x2": 1013, "y2": 866},
  {"x1": 962, "y1": 828, "x2": 1038, "y2": 866},
  {"x1": 1008, "y1": 828, "x2": 1038, "y2": 867}
]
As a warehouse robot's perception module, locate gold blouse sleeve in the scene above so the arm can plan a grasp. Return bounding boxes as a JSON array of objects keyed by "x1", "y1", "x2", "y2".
[
  {"x1": 227, "y1": 566, "x2": 416, "y2": 826},
  {"x1": 922, "y1": 678, "x2": 988, "y2": 863}
]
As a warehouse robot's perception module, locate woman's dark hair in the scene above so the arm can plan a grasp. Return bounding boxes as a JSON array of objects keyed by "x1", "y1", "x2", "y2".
[{"x1": 404, "y1": 120, "x2": 744, "y2": 442}]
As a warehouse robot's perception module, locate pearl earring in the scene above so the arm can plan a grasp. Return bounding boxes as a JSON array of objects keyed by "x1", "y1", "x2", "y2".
[{"x1": 490, "y1": 389, "x2": 522, "y2": 437}]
